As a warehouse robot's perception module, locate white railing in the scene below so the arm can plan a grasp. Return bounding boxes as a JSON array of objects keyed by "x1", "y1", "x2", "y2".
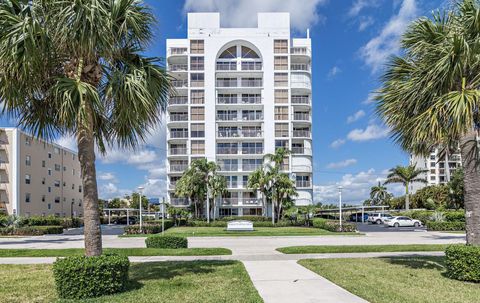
[
  {"x1": 216, "y1": 113, "x2": 238, "y2": 121},
  {"x1": 241, "y1": 79, "x2": 263, "y2": 87},
  {"x1": 169, "y1": 147, "x2": 187, "y2": 155},
  {"x1": 169, "y1": 131, "x2": 188, "y2": 138},
  {"x1": 169, "y1": 48, "x2": 188, "y2": 56},
  {"x1": 241, "y1": 147, "x2": 263, "y2": 154},
  {"x1": 217, "y1": 147, "x2": 239, "y2": 154},
  {"x1": 291, "y1": 64, "x2": 310, "y2": 71},
  {"x1": 168, "y1": 64, "x2": 188, "y2": 71},
  {"x1": 292, "y1": 130, "x2": 311, "y2": 138},
  {"x1": 291, "y1": 96, "x2": 310, "y2": 104},
  {"x1": 190, "y1": 80, "x2": 204, "y2": 87},
  {"x1": 218, "y1": 164, "x2": 239, "y2": 172},
  {"x1": 291, "y1": 81, "x2": 311, "y2": 89},
  {"x1": 172, "y1": 80, "x2": 188, "y2": 88},
  {"x1": 216, "y1": 79, "x2": 237, "y2": 87},
  {"x1": 293, "y1": 112, "x2": 310, "y2": 121},
  {"x1": 170, "y1": 198, "x2": 190, "y2": 206},
  {"x1": 242, "y1": 164, "x2": 262, "y2": 171},
  {"x1": 168, "y1": 97, "x2": 188, "y2": 105},
  {"x1": 290, "y1": 47, "x2": 311, "y2": 56},
  {"x1": 169, "y1": 114, "x2": 188, "y2": 122},
  {"x1": 291, "y1": 147, "x2": 312, "y2": 155},
  {"x1": 296, "y1": 180, "x2": 311, "y2": 188},
  {"x1": 221, "y1": 198, "x2": 263, "y2": 206},
  {"x1": 217, "y1": 96, "x2": 238, "y2": 104},
  {"x1": 170, "y1": 164, "x2": 188, "y2": 172},
  {"x1": 217, "y1": 130, "x2": 263, "y2": 138}
]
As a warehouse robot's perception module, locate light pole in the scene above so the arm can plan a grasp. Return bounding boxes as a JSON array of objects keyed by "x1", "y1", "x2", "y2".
[
  {"x1": 338, "y1": 186, "x2": 343, "y2": 231},
  {"x1": 138, "y1": 186, "x2": 144, "y2": 232}
]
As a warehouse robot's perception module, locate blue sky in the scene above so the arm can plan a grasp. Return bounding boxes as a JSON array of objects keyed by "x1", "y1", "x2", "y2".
[{"x1": 0, "y1": 0, "x2": 447, "y2": 203}]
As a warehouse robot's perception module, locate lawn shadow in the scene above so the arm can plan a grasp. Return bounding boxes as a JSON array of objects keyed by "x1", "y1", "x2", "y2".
[{"x1": 381, "y1": 256, "x2": 446, "y2": 271}]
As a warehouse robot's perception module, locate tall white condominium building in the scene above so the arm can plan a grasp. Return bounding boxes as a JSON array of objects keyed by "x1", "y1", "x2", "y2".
[
  {"x1": 166, "y1": 13, "x2": 313, "y2": 217},
  {"x1": 410, "y1": 148, "x2": 462, "y2": 192},
  {"x1": 0, "y1": 128, "x2": 83, "y2": 217}
]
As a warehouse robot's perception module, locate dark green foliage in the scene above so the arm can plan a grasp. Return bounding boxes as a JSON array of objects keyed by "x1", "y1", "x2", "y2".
[
  {"x1": 445, "y1": 245, "x2": 480, "y2": 282},
  {"x1": 145, "y1": 235, "x2": 188, "y2": 249},
  {"x1": 53, "y1": 254, "x2": 130, "y2": 299},
  {"x1": 124, "y1": 221, "x2": 174, "y2": 235},
  {"x1": 312, "y1": 218, "x2": 357, "y2": 232},
  {"x1": 444, "y1": 210, "x2": 465, "y2": 222},
  {"x1": 426, "y1": 221, "x2": 465, "y2": 231},
  {"x1": 397, "y1": 210, "x2": 433, "y2": 224},
  {"x1": 0, "y1": 225, "x2": 63, "y2": 236},
  {"x1": 219, "y1": 216, "x2": 271, "y2": 222}
]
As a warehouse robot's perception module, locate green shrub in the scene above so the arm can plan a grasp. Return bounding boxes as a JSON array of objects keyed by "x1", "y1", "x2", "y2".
[
  {"x1": 219, "y1": 216, "x2": 270, "y2": 222},
  {"x1": 53, "y1": 254, "x2": 130, "y2": 299},
  {"x1": 125, "y1": 224, "x2": 159, "y2": 234},
  {"x1": 186, "y1": 220, "x2": 227, "y2": 227},
  {"x1": 445, "y1": 244, "x2": 480, "y2": 282},
  {"x1": 444, "y1": 210, "x2": 465, "y2": 222},
  {"x1": 312, "y1": 218, "x2": 356, "y2": 232},
  {"x1": 25, "y1": 215, "x2": 63, "y2": 226},
  {"x1": 0, "y1": 225, "x2": 63, "y2": 236},
  {"x1": 426, "y1": 221, "x2": 465, "y2": 231},
  {"x1": 397, "y1": 210, "x2": 434, "y2": 224},
  {"x1": 145, "y1": 235, "x2": 188, "y2": 249}
]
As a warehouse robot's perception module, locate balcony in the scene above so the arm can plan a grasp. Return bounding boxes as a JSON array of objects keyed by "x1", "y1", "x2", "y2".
[
  {"x1": 216, "y1": 62, "x2": 237, "y2": 71},
  {"x1": 242, "y1": 164, "x2": 262, "y2": 171},
  {"x1": 169, "y1": 113, "x2": 188, "y2": 122},
  {"x1": 218, "y1": 164, "x2": 239, "y2": 172},
  {"x1": 216, "y1": 79, "x2": 237, "y2": 87},
  {"x1": 168, "y1": 64, "x2": 188, "y2": 72},
  {"x1": 241, "y1": 147, "x2": 263, "y2": 155},
  {"x1": 241, "y1": 62, "x2": 262, "y2": 71},
  {"x1": 291, "y1": 64, "x2": 310, "y2": 72},
  {"x1": 291, "y1": 81, "x2": 311, "y2": 90},
  {"x1": 217, "y1": 96, "x2": 262, "y2": 104},
  {"x1": 172, "y1": 80, "x2": 188, "y2": 88},
  {"x1": 216, "y1": 113, "x2": 238, "y2": 121},
  {"x1": 170, "y1": 164, "x2": 188, "y2": 172},
  {"x1": 169, "y1": 130, "x2": 188, "y2": 139},
  {"x1": 169, "y1": 48, "x2": 188, "y2": 56},
  {"x1": 217, "y1": 130, "x2": 263, "y2": 138},
  {"x1": 291, "y1": 96, "x2": 310, "y2": 105},
  {"x1": 296, "y1": 180, "x2": 311, "y2": 188},
  {"x1": 293, "y1": 112, "x2": 311, "y2": 122},
  {"x1": 291, "y1": 47, "x2": 311, "y2": 56},
  {"x1": 291, "y1": 147, "x2": 312, "y2": 156},
  {"x1": 169, "y1": 147, "x2": 187, "y2": 155},
  {"x1": 221, "y1": 198, "x2": 263, "y2": 206},
  {"x1": 168, "y1": 96, "x2": 188, "y2": 105},
  {"x1": 241, "y1": 79, "x2": 263, "y2": 87},
  {"x1": 292, "y1": 130, "x2": 311, "y2": 138},
  {"x1": 217, "y1": 147, "x2": 239, "y2": 155},
  {"x1": 170, "y1": 198, "x2": 190, "y2": 206}
]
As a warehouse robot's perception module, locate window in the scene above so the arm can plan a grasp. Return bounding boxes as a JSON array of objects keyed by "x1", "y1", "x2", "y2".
[
  {"x1": 55, "y1": 197, "x2": 60, "y2": 203},
  {"x1": 242, "y1": 142, "x2": 263, "y2": 154},
  {"x1": 274, "y1": 73, "x2": 288, "y2": 87},
  {"x1": 48, "y1": 169, "x2": 52, "y2": 176},
  {"x1": 72, "y1": 169, "x2": 75, "y2": 176},
  {"x1": 48, "y1": 187, "x2": 51, "y2": 193},
  {"x1": 54, "y1": 180, "x2": 60, "y2": 187},
  {"x1": 275, "y1": 123, "x2": 289, "y2": 137},
  {"x1": 25, "y1": 193, "x2": 31, "y2": 203},
  {"x1": 25, "y1": 174, "x2": 31, "y2": 184},
  {"x1": 275, "y1": 90, "x2": 288, "y2": 103},
  {"x1": 54, "y1": 164, "x2": 61, "y2": 171},
  {"x1": 275, "y1": 106, "x2": 289, "y2": 120},
  {"x1": 191, "y1": 140, "x2": 205, "y2": 154},
  {"x1": 191, "y1": 124, "x2": 205, "y2": 138},
  {"x1": 190, "y1": 40, "x2": 204, "y2": 54},
  {"x1": 63, "y1": 166, "x2": 66, "y2": 171},
  {"x1": 41, "y1": 195, "x2": 45, "y2": 202},
  {"x1": 48, "y1": 203, "x2": 51, "y2": 210},
  {"x1": 191, "y1": 107, "x2": 205, "y2": 120},
  {"x1": 72, "y1": 154, "x2": 75, "y2": 161},
  {"x1": 25, "y1": 155, "x2": 31, "y2": 166},
  {"x1": 42, "y1": 160, "x2": 45, "y2": 168},
  {"x1": 241, "y1": 46, "x2": 259, "y2": 58},
  {"x1": 219, "y1": 46, "x2": 236, "y2": 58},
  {"x1": 274, "y1": 40, "x2": 288, "y2": 53},
  {"x1": 275, "y1": 140, "x2": 289, "y2": 149},
  {"x1": 191, "y1": 90, "x2": 204, "y2": 104},
  {"x1": 296, "y1": 175, "x2": 311, "y2": 187},
  {"x1": 190, "y1": 73, "x2": 204, "y2": 87},
  {"x1": 274, "y1": 56, "x2": 288, "y2": 70},
  {"x1": 54, "y1": 147, "x2": 60, "y2": 154},
  {"x1": 79, "y1": 185, "x2": 82, "y2": 193},
  {"x1": 25, "y1": 137, "x2": 31, "y2": 146},
  {"x1": 48, "y1": 152, "x2": 52, "y2": 159},
  {"x1": 190, "y1": 57, "x2": 204, "y2": 70},
  {"x1": 72, "y1": 184, "x2": 75, "y2": 190},
  {"x1": 242, "y1": 159, "x2": 262, "y2": 171},
  {"x1": 42, "y1": 178, "x2": 45, "y2": 185},
  {"x1": 225, "y1": 175, "x2": 238, "y2": 188}
]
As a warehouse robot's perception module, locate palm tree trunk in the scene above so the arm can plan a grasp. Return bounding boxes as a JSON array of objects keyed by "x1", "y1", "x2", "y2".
[
  {"x1": 405, "y1": 184, "x2": 410, "y2": 211},
  {"x1": 77, "y1": 103, "x2": 102, "y2": 257},
  {"x1": 461, "y1": 131, "x2": 480, "y2": 245}
]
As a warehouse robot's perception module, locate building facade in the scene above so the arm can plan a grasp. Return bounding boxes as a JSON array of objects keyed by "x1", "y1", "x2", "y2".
[
  {"x1": 166, "y1": 13, "x2": 313, "y2": 217},
  {"x1": 0, "y1": 128, "x2": 83, "y2": 217}
]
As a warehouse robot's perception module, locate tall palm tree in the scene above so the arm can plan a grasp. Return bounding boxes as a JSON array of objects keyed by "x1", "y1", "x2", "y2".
[
  {"x1": 265, "y1": 147, "x2": 290, "y2": 169},
  {"x1": 208, "y1": 174, "x2": 227, "y2": 221},
  {"x1": 0, "y1": 0, "x2": 170, "y2": 256},
  {"x1": 247, "y1": 167, "x2": 272, "y2": 217},
  {"x1": 370, "y1": 182, "x2": 390, "y2": 205},
  {"x1": 384, "y1": 165, "x2": 427, "y2": 210},
  {"x1": 375, "y1": 0, "x2": 480, "y2": 243},
  {"x1": 274, "y1": 173, "x2": 298, "y2": 222}
]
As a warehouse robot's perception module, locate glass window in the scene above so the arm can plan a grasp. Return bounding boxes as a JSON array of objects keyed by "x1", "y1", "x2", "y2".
[
  {"x1": 55, "y1": 197, "x2": 60, "y2": 203},
  {"x1": 190, "y1": 40, "x2": 204, "y2": 54},
  {"x1": 190, "y1": 56, "x2": 204, "y2": 71},
  {"x1": 55, "y1": 164, "x2": 61, "y2": 171},
  {"x1": 241, "y1": 46, "x2": 259, "y2": 58},
  {"x1": 191, "y1": 140, "x2": 205, "y2": 154},
  {"x1": 191, "y1": 124, "x2": 205, "y2": 138},
  {"x1": 274, "y1": 73, "x2": 288, "y2": 87},
  {"x1": 219, "y1": 46, "x2": 236, "y2": 58},
  {"x1": 25, "y1": 155, "x2": 31, "y2": 166},
  {"x1": 54, "y1": 180, "x2": 60, "y2": 187},
  {"x1": 274, "y1": 56, "x2": 288, "y2": 70},
  {"x1": 190, "y1": 73, "x2": 204, "y2": 87},
  {"x1": 275, "y1": 123, "x2": 289, "y2": 137},
  {"x1": 25, "y1": 193, "x2": 31, "y2": 203},
  {"x1": 274, "y1": 40, "x2": 288, "y2": 53},
  {"x1": 275, "y1": 140, "x2": 289, "y2": 149},
  {"x1": 25, "y1": 174, "x2": 31, "y2": 184},
  {"x1": 191, "y1": 107, "x2": 205, "y2": 120},
  {"x1": 275, "y1": 106, "x2": 289, "y2": 120},
  {"x1": 275, "y1": 90, "x2": 288, "y2": 103},
  {"x1": 191, "y1": 90, "x2": 204, "y2": 104}
]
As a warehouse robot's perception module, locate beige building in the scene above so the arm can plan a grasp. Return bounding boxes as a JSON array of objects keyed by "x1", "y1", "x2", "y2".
[{"x1": 0, "y1": 128, "x2": 83, "y2": 217}]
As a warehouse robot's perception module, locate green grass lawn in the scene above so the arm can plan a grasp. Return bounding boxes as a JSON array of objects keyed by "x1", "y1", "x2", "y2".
[
  {"x1": 0, "y1": 247, "x2": 231, "y2": 257},
  {"x1": 122, "y1": 226, "x2": 360, "y2": 237},
  {"x1": 299, "y1": 257, "x2": 480, "y2": 303},
  {"x1": 277, "y1": 244, "x2": 450, "y2": 254},
  {"x1": 0, "y1": 261, "x2": 262, "y2": 303}
]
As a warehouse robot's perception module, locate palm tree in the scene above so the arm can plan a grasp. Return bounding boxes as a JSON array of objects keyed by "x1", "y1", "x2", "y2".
[
  {"x1": 247, "y1": 167, "x2": 272, "y2": 217},
  {"x1": 0, "y1": 1, "x2": 170, "y2": 256},
  {"x1": 265, "y1": 147, "x2": 290, "y2": 169},
  {"x1": 370, "y1": 182, "x2": 390, "y2": 205},
  {"x1": 208, "y1": 174, "x2": 227, "y2": 221},
  {"x1": 274, "y1": 173, "x2": 298, "y2": 222},
  {"x1": 383, "y1": 165, "x2": 427, "y2": 210},
  {"x1": 376, "y1": 0, "x2": 480, "y2": 244}
]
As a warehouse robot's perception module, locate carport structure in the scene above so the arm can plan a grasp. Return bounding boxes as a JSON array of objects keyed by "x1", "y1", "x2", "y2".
[
  {"x1": 317, "y1": 205, "x2": 390, "y2": 223},
  {"x1": 103, "y1": 208, "x2": 138, "y2": 225}
]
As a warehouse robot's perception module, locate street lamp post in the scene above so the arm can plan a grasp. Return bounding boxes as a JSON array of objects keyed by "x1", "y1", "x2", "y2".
[
  {"x1": 338, "y1": 186, "x2": 343, "y2": 231},
  {"x1": 138, "y1": 186, "x2": 144, "y2": 232}
]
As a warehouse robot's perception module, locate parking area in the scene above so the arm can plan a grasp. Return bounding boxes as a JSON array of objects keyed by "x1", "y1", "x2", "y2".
[
  {"x1": 355, "y1": 222, "x2": 426, "y2": 233},
  {"x1": 63, "y1": 224, "x2": 125, "y2": 236}
]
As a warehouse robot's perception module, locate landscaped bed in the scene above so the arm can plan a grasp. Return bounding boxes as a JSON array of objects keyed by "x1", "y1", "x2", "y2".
[
  {"x1": 121, "y1": 226, "x2": 361, "y2": 237},
  {"x1": 299, "y1": 256, "x2": 480, "y2": 303},
  {"x1": 0, "y1": 261, "x2": 262, "y2": 303},
  {"x1": 0, "y1": 247, "x2": 231, "y2": 257},
  {"x1": 277, "y1": 244, "x2": 451, "y2": 254}
]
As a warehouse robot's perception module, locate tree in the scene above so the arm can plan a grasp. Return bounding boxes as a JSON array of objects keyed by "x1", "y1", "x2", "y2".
[
  {"x1": 208, "y1": 174, "x2": 227, "y2": 221},
  {"x1": 247, "y1": 167, "x2": 272, "y2": 217},
  {"x1": 384, "y1": 165, "x2": 427, "y2": 210},
  {"x1": 369, "y1": 182, "x2": 390, "y2": 205},
  {"x1": 129, "y1": 192, "x2": 149, "y2": 210},
  {"x1": 448, "y1": 168, "x2": 465, "y2": 209},
  {"x1": 410, "y1": 185, "x2": 450, "y2": 210},
  {"x1": 376, "y1": 0, "x2": 480, "y2": 243},
  {"x1": 0, "y1": 1, "x2": 170, "y2": 255}
]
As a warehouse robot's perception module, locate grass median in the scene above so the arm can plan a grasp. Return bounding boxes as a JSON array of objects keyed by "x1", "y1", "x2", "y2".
[
  {"x1": 299, "y1": 256, "x2": 480, "y2": 303},
  {"x1": 0, "y1": 260, "x2": 262, "y2": 303},
  {"x1": 0, "y1": 247, "x2": 231, "y2": 257},
  {"x1": 277, "y1": 244, "x2": 450, "y2": 254}
]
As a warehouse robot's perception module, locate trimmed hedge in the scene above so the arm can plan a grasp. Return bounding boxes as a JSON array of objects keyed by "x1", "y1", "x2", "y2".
[
  {"x1": 53, "y1": 254, "x2": 130, "y2": 299},
  {"x1": 445, "y1": 244, "x2": 480, "y2": 282},
  {"x1": 219, "y1": 216, "x2": 270, "y2": 222},
  {"x1": 313, "y1": 218, "x2": 357, "y2": 232},
  {"x1": 145, "y1": 235, "x2": 188, "y2": 249},
  {"x1": 124, "y1": 221, "x2": 174, "y2": 235},
  {"x1": 0, "y1": 225, "x2": 63, "y2": 236},
  {"x1": 426, "y1": 221, "x2": 465, "y2": 231},
  {"x1": 444, "y1": 211, "x2": 465, "y2": 222}
]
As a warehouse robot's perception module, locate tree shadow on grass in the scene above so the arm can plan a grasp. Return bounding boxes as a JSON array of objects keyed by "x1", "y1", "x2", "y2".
[{"x1": 381, "y1": 256, "x2": 446, "y2": 271}]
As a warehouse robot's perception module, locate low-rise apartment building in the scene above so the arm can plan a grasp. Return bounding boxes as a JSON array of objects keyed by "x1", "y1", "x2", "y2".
[{"x1": 0, "y1": 128, "x2": 83, "y2": 217}]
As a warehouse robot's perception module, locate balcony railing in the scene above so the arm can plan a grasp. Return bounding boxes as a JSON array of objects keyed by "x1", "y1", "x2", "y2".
[
  {"x1": 217, "y1": 96, "x2": 262, "y2": 104},
  {"x1": 296, "y1": 180, "x2": 311, "y2": 188},
  {"x1": 241, "y1": 79, "x2": 263, "y2": 87},
  {"x1": 291, "y1": 64, "x2": 310, "y2": 71},
  {"x1": 221, "y1": 198, "x2": 263, "y2": 206},
  {"x1": 291, "y1": 81, "x2": 311, "y2": 89},
  {"x1": 293, "y1": 112, "x2": 310, "y2": 121},
  {"x1": 226, "y1": 182, "x2": 239, "y2": 188},
  {"x1": 170, "y1": 164, "x2": 188, "y2": 172},
  {"x1": 218, "y1": 164, "x2": 239, "y2": 172},
  {"x1": 290, "y1": 47, "x2": 311, "y2": 56},
  {"x1": 216, "y1": 62, "x2": 237, "y2": 71},
  {"x1": 217, "y1": 96, "x2": 238, "y2": 104},
  {"x1": 172, "y1": 80, "x2": 188, "y2": 88},
  {"x1": 168, "y1": 97, "x2": 188, "y2": 105},
  {"x1": 217, "y1": 147, "x2": 239, "y2": 154},
  {"x1": 291, "y1": 96, "x2": 310, "y2": 104},
  {"x1": 169, "y1": 114, "x2": 188, "y2": 122},
  {"x1": 190, "y1": 80, "x2": 204, "y2": 87},
  {"x1": 169, "y1": 147, "x2": 187, "y2": 155},
  {"x1": 291, "y1": 147, "x2": 312, "y2": 155},
  {"x1": 242, "y1": 147, "x2": 263, "y2": 154},
  {"x1": 216, "y1": 79, "x2": 237, "y2": 87},
  {"x1": 242, "y1": 113, "x2": 263, "y2": 121},
  {"x1": 169, "y1": 131, "x2": 188, "y2": 138},
  {"x1": 242, "y1": 164, "x2": 262, "y2": 171},
  {"x1": 217, "y1": 114, "x2": 238, "y2": 121},
  {"x1": 242, "y1": 96, "x2": 262, "y2": 104},
  {"x1": 170, "y1": 198, "x2": 189, "y2": 206},
  {"x1": 217, "y1": 130, "x2": 263, "y2": 138},
  {"x1": 241, "y1": 62, "x2": 262, "y2": 71},
  {"x1": 169, "y1": 48, "x2": 187, "y2": 55},
  {"x1": 168, "y1": 64, "x2": 188, "y2": 71},
  {"x1": 292, "y1": 130, "x2": 311, "y2": 138}
]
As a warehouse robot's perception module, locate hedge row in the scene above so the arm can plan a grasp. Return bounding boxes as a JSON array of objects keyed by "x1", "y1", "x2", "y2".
[
  {"x1": 426, "y1": 221, "x2": 465, "y2": 231},
  {"x1": 145, "y1": 235, "x2": 188, "y2": 249},
  {"x1": 0, "y1": 225, "x2": 64, "y2": 236},
  {"x1": 124, "y1": 221, "x2": 174, "y2": 235},
  {"x1": 445, "y1": 244, "x2": 480, "y2": 282},
  {"x1": 185, "y1": 220, "x2": 294, "y2": 228},
  {"x1": 53, "y1": 254, "x2": 130, "y2": 299},
  {"x1": 312, "y1": 218, "x2": 357, "y2": 232}
]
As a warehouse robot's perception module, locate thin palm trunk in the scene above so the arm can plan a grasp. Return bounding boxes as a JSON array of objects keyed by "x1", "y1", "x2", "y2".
[
  {"x1": 405, "y1": 184, "x2": 410, "y2": 211},
  {"x1": 77, "y1": 104, "x2": 102, "y2": 256},
  {"x1": 461, "y1": 131, "x2": 480, "y2": 245}
]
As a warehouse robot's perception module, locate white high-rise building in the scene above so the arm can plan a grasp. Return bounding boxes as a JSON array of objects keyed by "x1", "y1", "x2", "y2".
[{"x1": 166, "y1": 13, "x2": 313, "y2": 217}]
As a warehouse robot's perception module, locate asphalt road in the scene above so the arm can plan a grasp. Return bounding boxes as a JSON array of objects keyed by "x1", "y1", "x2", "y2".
[{"x1": 355, "y1": 222, "x2": 427, "y2": 233}]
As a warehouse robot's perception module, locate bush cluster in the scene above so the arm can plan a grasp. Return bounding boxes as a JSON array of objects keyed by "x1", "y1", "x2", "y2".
[
  {"x1": 0, "y1": 225, "x2": 63, "y2": 236},
  {"x1": 426, "y1": 221, "x2": 465, "y2": 231},
  {"x1": 445, "y1": 244, "x2": 480, "y2": 282},
  {"x1": 396, "y1": 210, "x2": 433, "y2": 224},
  {"x1": 219, "y1": 216, "x2": 270, "y2": 222},
  {"x1": 312, "y1": 218, "x2": 357, "y2": 232},
  {"x1": 53, "y1": 254, "x2": 130, "y2": 299},
  {"x1": 124, "y1": 220, "x2": 174, "y2": 235},
  {"x1": 444, "y1": 211, "x2": 465, "y2": 222},
  {"x1": 145, "y1": 235, "x2": 188, "y2": 249}
]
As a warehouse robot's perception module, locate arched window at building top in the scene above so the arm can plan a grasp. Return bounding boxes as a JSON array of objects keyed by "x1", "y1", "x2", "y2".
[
  {"x1": 219, "y1": 46, "x2": 237, "y2": 59},
  {"x1": 241, "y1": 46, "x2": 259, "y2": 59}
]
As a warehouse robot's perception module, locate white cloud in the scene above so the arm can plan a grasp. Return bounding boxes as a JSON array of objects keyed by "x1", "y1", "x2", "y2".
[
  {"x1": 55, "y1": 134, "x2": 77, "y2": 152},
  {"x1": 183, "y1": 0, "x2": 328, "y2": 32},
  {"x1": 348, "y1": 0, "x2": 379, "y2": 17},
  {"x1": 346, "y1": 110, "x2": 366, "y2": 124},
  {"x1": 347, "y1": 123, "x2": 389, "y2": 141},
  {"x1": 98, "y1": 182, "x2": 130, "y2": 200},
  {"x1": 327, "y1": 159, "x2": 358, "y2": 169},
  {"x1": 359, "y1": 0, "x2": 418, "y2": 73},
  {"x1": 358, "y1": 16, "x2": 375, "y2": 31},
  {"x1": 330, "y1": 138, "x2": 346, "y2": 149},
  {"x1": 362, "y1": 93, "x2": 376, "y2": 104},
  {"x1": 98, "y1": 172, "x2": 117, "y2": 183},
  {"x1": 327, "y1": 66, "x2": 341, "y2": 79}
]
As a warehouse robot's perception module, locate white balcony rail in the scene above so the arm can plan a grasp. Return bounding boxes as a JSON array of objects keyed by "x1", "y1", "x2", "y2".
[
  {"x1": 169, "y1": 131, "x2": 188, "y2": 138},
  {"x1": 168, "y1": 64, "x2": 188, "y2": 71},
  {"x1": 292, "y1": 130, "x2": 311, "y2": 138},
  {"x1": 296, "y1": 180, "x2": 311, "y2": 188},
  {"x1": 293, "y1": 112, "x2": 311, "y2": 121},
  {"x1": 170, "y1": 164, "x2": 188, "y2": 172},
  {"x1": 169, "y1": 147, "x2": 188, "y2": 155},
  {"x1": 169, "y1": 48, "x2": 188, "y2": 56},
  {"x1": 291, "y1": 81, "x2": 311, "y2": 89},
  {"x1": 217, "y1": 147, "x2": 239, "y2": 154},
  {"x1": 221, "y1": 198, "x2": 263, "y2": 206},
  {"x1": 168, "y1": 97, "x2": 188, "y2": 105},
  {"x1": 217, "y1": 96, "x2": 262, "y2": 104},
  {"x1": 216, "y1": 113, "x2": 238, "y2": 121},
  {"x1": 172, "y1": 80, "x2": 188, "y2": 88},
  {"x1": 217, "y1": 130, "x2": 263, "y2": 138},
  {"x1": 216, "y1": 79, "x2": 237, "y2": 87},
  {"x1": 241, "y1": 79, "x2": 263, "y2": 87},
  {"x1": 291, "y1": 64, "x2": 310, "y2": 71},
  {"x1": 291, "y1": 96, "x2": 310, "y2": 104},
  {"x1": 290, "y1": 47, "x2": 311, "y2": 56},
  {"x1": 170, "y1": 198, "x2": 189, "y2": 206},
  {"x1": 241, "y1": 147, "x2": 263, "y2": 154},
  {"x1": 291, "y1": 147, "x2": 312, "y2": 155},
  {"x1": 242, "y1": 164, "x2": 262, "y2": 171},
  {"x1": 218, "y1": 164, "x2": 239, "y2": 172},
  {"x1": 169, "y1": 114, "x2": 188, "y2": 122}
]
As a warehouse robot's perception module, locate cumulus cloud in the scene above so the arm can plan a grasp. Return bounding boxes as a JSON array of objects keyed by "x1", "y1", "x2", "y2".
[
  {"x1": 347, "y1": 123, "x2": 389, "y2": 141},
  {"x1": 327, "y1": 66, "x2": 341, "y2": 79},
  {"x1": 326, "y1": 159, "x2": 358, "y2": 169},
  {"x1": 359, "y1": 0, "x2": 418, "y2": 73},
  {"x1": 183, "y1": 0, "x2": 328, "y2": 32},
  {"x1": 346, "y1": 110, "x2": 366, "y2": 124},
  {"x1": 98, "y1": 182, "x2": 130, "y2": 200},
  {"x1": 98, "y1": 172, "x2": 117, "y2": 183},
  {"x1": 330, "y1": 138, "x2": 346, "y2": 149}
]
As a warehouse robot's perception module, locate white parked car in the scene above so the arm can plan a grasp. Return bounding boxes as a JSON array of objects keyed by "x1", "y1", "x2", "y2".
[
  {"x1": 384, "y1": 216, "x2": 422, "y2": 228},
  {"x1": 367, "y1": 213, "x2": 393, "y2": 224}
]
